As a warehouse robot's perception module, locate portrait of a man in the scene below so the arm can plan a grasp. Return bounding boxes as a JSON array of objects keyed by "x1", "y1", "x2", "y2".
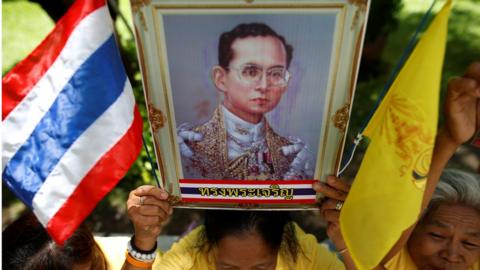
[
  {"x1": 176, "y1": 23, "x2": 313, "y2": 180},
  {"x1": 133, "y1": 2, "x2": 368, "y2": 205}
]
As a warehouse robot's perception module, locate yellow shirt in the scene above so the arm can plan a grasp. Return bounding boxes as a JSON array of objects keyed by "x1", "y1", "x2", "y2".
[
  {"x1": 385, "y1": 247, "x2": 480, "y2": 270},
  {"x1": 95, "y1": 235, "x2": 129, "y2": 270},
  {"x1": 153, "y1": 223, "x2": 345, "y2": 270}
]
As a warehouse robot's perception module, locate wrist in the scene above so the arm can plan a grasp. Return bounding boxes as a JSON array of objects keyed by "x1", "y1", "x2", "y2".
[
  {"x1": 438, "y1": 126, "x2": 464, "y2": 149},
  {"x1": 133, "y1": 234, "x2": 157, "y2": 251},
  {"x1": 337, "y1": 247, "x2": 348, "y2": 254},
  {"x1": 436, "y1": 128, "x2": 461, "y2": 154},
  {"x1": 126, "y1": 236, "x2": 157, "y2": 268}
]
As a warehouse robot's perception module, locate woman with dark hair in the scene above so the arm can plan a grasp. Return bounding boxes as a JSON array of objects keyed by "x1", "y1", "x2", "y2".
[
  {"x1": 122, "y1": 186, "x2": 347, "y2": 269},
  {"x1": 2, "y1": 211, "x2": 108, "y2": 270},
  {"x1": 201, "y1": 210, "x2": 300, "y2": 268}
]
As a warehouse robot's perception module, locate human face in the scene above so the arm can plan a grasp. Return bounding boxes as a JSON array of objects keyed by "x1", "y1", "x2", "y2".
[
  {"x1": 407, "y1": 203, "x2": 480, "y2": 270},
  {"x1": 213, "y1": 36, "x2": 289, "y2": 124},
  {"x1": 215, "y1": 232, "x2": 278, "y2": 270}
]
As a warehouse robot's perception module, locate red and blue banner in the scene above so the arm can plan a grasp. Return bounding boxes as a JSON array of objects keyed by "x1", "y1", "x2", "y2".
[{"x1": 2, "y1": 0, "x2": 142, "y2": 245}]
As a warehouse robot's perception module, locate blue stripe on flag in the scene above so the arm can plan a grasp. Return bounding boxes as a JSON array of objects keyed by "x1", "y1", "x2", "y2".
[{"x1": 2, "y1": 35, "x2": 127, "y2": 206}]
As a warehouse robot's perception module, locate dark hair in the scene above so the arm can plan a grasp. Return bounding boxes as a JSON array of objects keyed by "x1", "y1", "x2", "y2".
[
  {"x1": 2, "y1": 211, "x2": 107, "y2": 270},
  {"x1": 218, "y1": 22, "x2": 294, "y2": 69},
  {"x1": 201, "y1": 210, "x2": 299, "y2": 262}
]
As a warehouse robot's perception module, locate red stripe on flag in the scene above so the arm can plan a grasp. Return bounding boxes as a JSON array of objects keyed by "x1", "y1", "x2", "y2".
[
  {"x1": 2, "y1": 0, "x2": 106, "y2": 120},
  {"x1": 179, "y1": 179, "x2": 316, "y2": 185},
  {"x1": 46, "y1": 106, "x2": 142, "y2": 245},
  {"x1": 181, "y1": 198, "x2": 316, "y2": 204}
]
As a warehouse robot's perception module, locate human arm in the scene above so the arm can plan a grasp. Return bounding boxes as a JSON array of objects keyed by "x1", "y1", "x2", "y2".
[
  {"x1": 315, "y1": 62, "x2": 480, "y2": 268},
  {"x1": 123, "y1": 185, "x2": 173, "y2": 270},
  {"x1": 378, "y1": 61, "x2": 480, "y2": 265},
  {"x1": 313, "y1": 177, "x2": 357, "y2": 270}
]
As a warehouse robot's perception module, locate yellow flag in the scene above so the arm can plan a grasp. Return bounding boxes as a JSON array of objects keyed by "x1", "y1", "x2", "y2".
[{"x1": 339, "y1": 1, "x2": 452, "y2": 269}]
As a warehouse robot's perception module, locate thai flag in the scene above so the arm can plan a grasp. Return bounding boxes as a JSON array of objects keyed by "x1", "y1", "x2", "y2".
[{"x1": 2, "y1": 0, "x2": 143, "y2": 244}]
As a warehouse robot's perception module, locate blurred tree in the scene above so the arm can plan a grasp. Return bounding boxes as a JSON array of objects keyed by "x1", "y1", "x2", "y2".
[
  {"x1": 359, "y1": 0, "x2": 403, "y2": 80},
  {"x1": 3, "y1": 0, "x2": 480, "y2": 237},
  {"x1": 28, "y1": 0, "x2": 73, "y2": 21}
]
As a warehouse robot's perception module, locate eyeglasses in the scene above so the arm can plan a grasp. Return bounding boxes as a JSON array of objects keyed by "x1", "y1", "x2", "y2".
[{"x1": 228, "y1": 64, "x2": 290, "y2": 87}]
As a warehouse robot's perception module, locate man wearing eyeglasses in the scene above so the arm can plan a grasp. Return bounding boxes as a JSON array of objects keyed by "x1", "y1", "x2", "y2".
[{"x1": 178, "y1": 22, "x2": 312, "y2": 180}]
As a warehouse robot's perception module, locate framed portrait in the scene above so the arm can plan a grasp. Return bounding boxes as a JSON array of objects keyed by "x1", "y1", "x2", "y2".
[{"x1": 130, "y1": 0, "x2": 370, "y2": 209}]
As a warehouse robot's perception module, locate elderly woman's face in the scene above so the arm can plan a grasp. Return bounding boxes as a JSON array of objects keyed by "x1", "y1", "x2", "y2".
[{"x1": 408, "y1": 203, "x2": 480, "y2": 270}]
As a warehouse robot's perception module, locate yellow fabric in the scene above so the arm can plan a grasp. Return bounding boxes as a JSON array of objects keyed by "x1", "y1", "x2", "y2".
[
  {"x1": 384, "y1": 247, "x2": 480, "y2": 270},
  {"x1": 384, "y1": 246, "x2": 417, "y2": 269},
  {"x1": 152, "y1": 223, "x2": 345, "y2": 270},
  {"x1": 339, "y1": 1, "x2": 452, "y2": 269},
  {"x1": 95, "y1": 236, "x2": 129, "y2": 270}
]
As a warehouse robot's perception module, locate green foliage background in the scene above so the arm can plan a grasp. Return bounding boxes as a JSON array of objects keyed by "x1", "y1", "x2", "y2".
[{"x1": 2, "y1": 0, "x2": 480, "y2": 234}]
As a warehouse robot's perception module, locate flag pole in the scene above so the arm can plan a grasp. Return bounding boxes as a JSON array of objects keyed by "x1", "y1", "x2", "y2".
[
  {"x1": 107, "y1": 2, "x2": 161, "y2": 188},
  {"x1": 338, "y1": 0, "x2": 439, "y2": 175},
  {"x1": 142, "y1": 135, "x2": 161, "y2": 188}
]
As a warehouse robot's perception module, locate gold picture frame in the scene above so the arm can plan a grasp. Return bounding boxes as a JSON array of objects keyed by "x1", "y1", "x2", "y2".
[{"x1": 130, "y1": 0, "x2": 370, "y2": 209}]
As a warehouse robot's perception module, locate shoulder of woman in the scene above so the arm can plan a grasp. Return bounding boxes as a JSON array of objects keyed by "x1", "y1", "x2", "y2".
[
  {"x1": 289, "y1": 222, "x2": 345, "y2": 270},
  {"x1": 153, "y1": 225, "x2": 209, "y2": 270},
  {"x1": 94, "y1": 235, "x2": 130, "y2": 270},
  {"x1": 382, "y1": 246, "x2": 417, "y2": 270}
]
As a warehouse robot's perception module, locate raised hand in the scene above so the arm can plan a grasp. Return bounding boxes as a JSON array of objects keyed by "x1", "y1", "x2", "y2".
[
  {"x1": 444, "y1": 62, "x2": 480, "y2": 145},
  {"x1": 313, "y1": 176, "x2": 350, "y2": 251},
  {"x1": 127, "y1": 185, "x2": 173, "y2": 251}
]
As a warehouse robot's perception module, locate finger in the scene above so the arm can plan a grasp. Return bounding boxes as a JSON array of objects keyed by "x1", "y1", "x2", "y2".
[
  {"x1": 128, "y1": 205, "x2": 169, "y2": 227},
  {"x1": 133, "y1": 215, "x2": 164, "y2": 227},
  {"x1": 313, "y1": 181, "x2": 347, "y2": 201},
  {"x1": 281, "y1": 144, "x2": 302, "y2": 156},
  {"x1": 326, "y1": 176, "x2": 350, "y2": 193},
  {"x1": 312, "y1": 181, "x2": 322, "y2": 192},
  {"x1": 127, "y1": 190, "x2": 144, "y2": 209},
  {"x1": 178, "y1": 130, "x2": 202, "y2": 141},
  {"x1": 140, "y1": 197, "x2": 173, "y2": 216},
  {"x1": 290, "y1": 151, "x2": 308, "y2": 169},
  {"x1": 132, "y1": 187, "x2": 172, "y2": 215},
  {"x1": 135, "y1": 186, "x2": 169, "y2": 201},
  {"x1": 287, "y1": 136, "x2": 302, "y2": 144},
  {"x1": 138, "y1": 204, "x2": 168, "y2": 216},
  {"x1": 321, "y1": 198, "x2": 343, "y2": 212},
  {"x1": 447, "y1": 77, "x2": 480, "y2": 101},
  {"x1": 133, "y1": 185, "x2": 157, "y2": 196},
  {"x1": 464, "y1": 61, "x2": 480, "y2": 82}
]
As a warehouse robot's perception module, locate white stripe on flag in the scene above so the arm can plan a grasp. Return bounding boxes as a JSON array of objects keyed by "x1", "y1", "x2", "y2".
[
  {"x1": 180, "y1": 194, "x2": 316, "y2": 200},
  {"x1": 179, "y1": 183, "x2": 314, "y2": 189},
  {"x1": 2, "y1": 7, "x2": 112, "y2": 171},
  {"x1": 32, "y1": 81, "x2": 135, "y2": 226}
]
